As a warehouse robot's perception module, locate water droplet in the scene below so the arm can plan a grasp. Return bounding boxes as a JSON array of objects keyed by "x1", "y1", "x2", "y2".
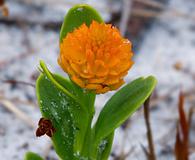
[
  {"x1": 76, "y1": 7, "x2": 84, "y2": 12},
  {"x1": 98, "y1": 140, "x2": 108, "y2": 153}
]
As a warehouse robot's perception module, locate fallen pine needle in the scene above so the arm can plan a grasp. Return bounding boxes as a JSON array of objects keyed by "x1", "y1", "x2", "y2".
[{"x1": 0, "y1": 99, "x2": 35, "y2": 128}]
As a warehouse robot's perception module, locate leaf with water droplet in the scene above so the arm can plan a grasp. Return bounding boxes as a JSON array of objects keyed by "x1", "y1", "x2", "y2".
[
  {"x1": 93, "y1": 76, "x2": 157, "y2": 155},
  {"x1": 37, "y1": 74, "x2": 74, "y2": 159},
  {"x1": 36, "y1": 62, "x2": 95, "y2": 159},
  {"x1": 96, "y1": 132, "x2": 114, "y2": 160}
]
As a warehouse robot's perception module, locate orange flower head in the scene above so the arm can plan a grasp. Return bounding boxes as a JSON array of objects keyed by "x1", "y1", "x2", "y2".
[{"x1": 58, "y1": 21, "x2": 134, "y2": 94}]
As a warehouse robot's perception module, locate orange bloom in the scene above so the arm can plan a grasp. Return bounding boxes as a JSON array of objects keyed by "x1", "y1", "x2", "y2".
[{"x1": 58, "y1": 21, "x2": 134, "y2": 93}]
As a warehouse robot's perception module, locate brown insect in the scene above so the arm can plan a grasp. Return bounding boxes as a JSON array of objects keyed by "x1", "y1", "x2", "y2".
[{"x1": 36, "y1": 118, "x2": 56, "y2": 138}]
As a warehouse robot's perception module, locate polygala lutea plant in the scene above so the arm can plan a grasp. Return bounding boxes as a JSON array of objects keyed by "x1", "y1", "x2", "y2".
[{"x1": 24, "y1": 4, "x2": 157, "y2": 160}]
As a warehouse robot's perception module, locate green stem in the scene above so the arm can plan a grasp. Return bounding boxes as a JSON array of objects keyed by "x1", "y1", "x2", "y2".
[
  {"x1": 80, "y1": 116, "x2": 93, "y2": 157},
  {"x1": 80, "y1": 95, "x2": 96, "y2": 159}
]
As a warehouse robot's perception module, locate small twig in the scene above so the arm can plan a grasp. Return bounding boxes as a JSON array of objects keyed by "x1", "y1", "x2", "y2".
[
  {"x1": 143, "y1": 96, "x2": 156, "y2": 160},
  {"x1": 0, "y1": 96, "x2": 37, "y2": 108},
  {"x1": 0, "y1": 79, "x2": 35, "y2": 88},
  {"x1": 188, "y1": 106, "x2": 194, "y2": 134},
  {"x1": 134, "y1": 0, "x2": 165, "y2": 10},
  {"x1": 132, "y1": 8, "x2": 161, "y2": 18},
  {"x1": 174, "y1": 91, "x2": 189, "y2": 160},
  {"x1": 0, "y1": 99, "x2": 35, "y2": 128}
]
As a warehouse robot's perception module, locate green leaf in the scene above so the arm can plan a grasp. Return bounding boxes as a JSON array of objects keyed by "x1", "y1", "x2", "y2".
[
  {"x1": 36, "y1": 62, "x2": 95, "y2": 159},
  {"x1": 37, "y1": 74, "x2": 75, "y2": 160},
  {"x1": 94, "y1": 76, "x2": 157, "y2": 143},
  {"x1": 96, "y1": 132, "x2": 114, "y2": 160},
  {"x1": 60, "y1": 4, "x2": 103, "y2": 42},
  {"x1": 24, "y1": 152, "x2": 43, "y2": 160}
]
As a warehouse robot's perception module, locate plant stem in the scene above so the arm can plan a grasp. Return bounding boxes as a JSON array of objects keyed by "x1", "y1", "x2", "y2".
[
  {"x1": 143, "y1": 96, "x2": 156, "y2": 160},
  {"x1": 80, "y1": 117, "x2": 93, "y2": 157},
  {"x1": 80, "y1": 94, "x2": 96, "y2": 159}
]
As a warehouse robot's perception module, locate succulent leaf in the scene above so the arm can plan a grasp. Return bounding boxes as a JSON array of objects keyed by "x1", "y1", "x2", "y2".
[
  {"x1": 36, "y1": 62, "x2": 95, "y2": 159},
  {"x1": 94, "y1": 76, "x2": 157, "y2": 146}
]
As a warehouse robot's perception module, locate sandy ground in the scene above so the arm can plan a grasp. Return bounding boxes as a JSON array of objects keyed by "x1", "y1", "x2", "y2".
[{"x1": 0, "y1": 0, "x2": 195, "y2": 159}]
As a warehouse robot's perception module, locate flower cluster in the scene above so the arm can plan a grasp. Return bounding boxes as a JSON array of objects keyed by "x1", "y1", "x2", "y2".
[{"x1": 58, "y1": 21, "x2": 134, "y2": 93}]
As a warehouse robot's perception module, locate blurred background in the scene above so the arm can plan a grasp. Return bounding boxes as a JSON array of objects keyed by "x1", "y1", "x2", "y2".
[{"x1": 0, "y1": 0, "x2": 195, "y2": 159}]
